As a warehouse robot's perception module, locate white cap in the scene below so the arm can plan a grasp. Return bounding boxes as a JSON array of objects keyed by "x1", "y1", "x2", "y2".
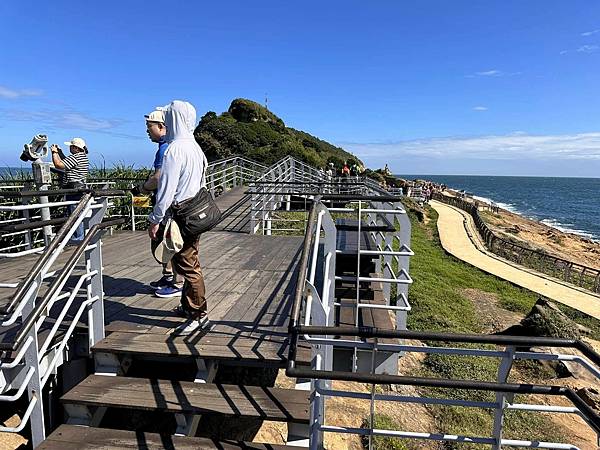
[
  {"x1": 144, "y1": 110, "x2": 165, "y2": 124},
  {"x1": 152, "y1": 219, "x2": 184, "y2": 264},
  {"x1": 64, "y1": 137, "x2": 86, "y2": 150}
]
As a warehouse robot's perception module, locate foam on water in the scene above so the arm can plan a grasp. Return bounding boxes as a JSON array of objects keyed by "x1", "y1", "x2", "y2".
[{"x1": 539, "y1": 218, "x2": 597, "y2": 240}]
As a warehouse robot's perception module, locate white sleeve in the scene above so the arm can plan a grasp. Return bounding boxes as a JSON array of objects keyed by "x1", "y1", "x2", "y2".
[{"x1": 148, "y1": 148, "x2": 181, "y2": 224}]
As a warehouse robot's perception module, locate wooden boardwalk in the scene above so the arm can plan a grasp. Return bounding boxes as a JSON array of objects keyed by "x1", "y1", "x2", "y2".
[{"x1": 0, "y1": 187, "x2": 308, "y2": 365}]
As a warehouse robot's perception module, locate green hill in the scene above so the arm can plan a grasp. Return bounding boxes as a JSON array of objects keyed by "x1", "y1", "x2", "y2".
[{"x1": 194, "y1": 98, "x2": 361, "y2": 168}]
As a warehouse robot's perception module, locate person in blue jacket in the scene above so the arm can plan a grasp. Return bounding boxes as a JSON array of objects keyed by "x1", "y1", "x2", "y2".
[{"x1": 140, "y1": 110, "x2": 183, "y2": 297}]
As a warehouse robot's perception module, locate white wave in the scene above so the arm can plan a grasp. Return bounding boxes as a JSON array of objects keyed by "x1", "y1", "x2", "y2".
[
  {"x1": 539, "y1": 218, "x2": 598, "y2": 240},
  {"x1": 472, "y1": 195, "x2": 518, "y2": 213}
]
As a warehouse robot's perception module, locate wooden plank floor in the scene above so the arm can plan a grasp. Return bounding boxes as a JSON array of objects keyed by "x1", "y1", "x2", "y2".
[
  {"x1": 1, "y1": 187, "x2": 307, "y2": 365},
  {"x1": 97, "y1": 230, "x2": 306, "y2": 365}
]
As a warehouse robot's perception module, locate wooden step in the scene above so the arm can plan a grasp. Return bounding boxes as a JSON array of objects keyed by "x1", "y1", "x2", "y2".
[
  {"x1": 92, "y1": 330, "x2": 310, "y2": 367},
  {"x1": 62, "y1": 375, "x2": 309, "y2": 424},
  {"x1": 40, "y1": 424, "x2": 300, "y2": 449}
]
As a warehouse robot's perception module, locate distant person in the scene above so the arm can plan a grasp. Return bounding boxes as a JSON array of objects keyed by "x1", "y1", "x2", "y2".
[
  {"x1": 50, "y1": 138, "x2": 89, "y2": 242},
  {"x1": 137, "y1": 110, "x2": 184, "y2": 297},
  {"x1": 342, "y1": 162, "x2": 350, "y2": 177},
  {"x1": 148, "y1": 100, "x2": 209, "y2": 335}
]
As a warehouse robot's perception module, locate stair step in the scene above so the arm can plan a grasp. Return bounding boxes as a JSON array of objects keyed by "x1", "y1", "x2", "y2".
[
  {"x1": 40, "y1": 424, "x2": 300, "y2": 449},
  {"x1": 92, "y1": 331, "x2": 310, "y2": 367},
  {"x1": 62, "y1": 375, "x2": 309, "y2": 423}
]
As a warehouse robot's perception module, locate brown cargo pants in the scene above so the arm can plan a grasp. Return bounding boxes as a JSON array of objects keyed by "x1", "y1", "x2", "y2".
[{"x1": 171, "y1": 237, "x2": 207, "y2": 318}]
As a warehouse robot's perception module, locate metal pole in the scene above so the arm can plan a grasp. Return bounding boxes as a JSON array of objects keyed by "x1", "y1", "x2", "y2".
[
  {"x1": 492, "y1": 346, "x2": 515, "y2": 450},
  {"x1": 85, "y1": 197, "x2": 107, "y2": 348}
]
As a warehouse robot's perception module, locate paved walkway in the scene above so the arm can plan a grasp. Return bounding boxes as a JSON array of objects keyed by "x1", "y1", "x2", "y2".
[{"x1": 430, "y1": 200, "x2": 600, "y2": 319}]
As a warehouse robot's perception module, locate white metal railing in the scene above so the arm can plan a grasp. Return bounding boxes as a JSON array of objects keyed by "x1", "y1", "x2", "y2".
[
  {"x1": 290, "y1": 199, "x2": 600, "y2": 450},
  {"x1": 126, "y1": 156, "x2": 267, "y2": 231},
  {"x1": 0, "y1": 191, "x2": 118, "y2": 447},
  {"x1": 248, "y1": 156, "x2": 385, "y2": 235}
]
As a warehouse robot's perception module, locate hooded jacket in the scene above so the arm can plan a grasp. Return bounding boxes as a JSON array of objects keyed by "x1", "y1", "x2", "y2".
[{"x1": 148, "y1": 100, "x2": 208, "y2": 225}]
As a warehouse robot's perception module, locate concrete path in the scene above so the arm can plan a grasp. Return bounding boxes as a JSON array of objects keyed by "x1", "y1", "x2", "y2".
[{"x1": 430, "y1": 200, "x2": 600, "y2": 319}]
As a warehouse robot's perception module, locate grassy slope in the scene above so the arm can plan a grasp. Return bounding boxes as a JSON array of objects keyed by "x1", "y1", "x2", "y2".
[{"x1": 387, "y1": 204, "x2": 600, "y2": 448}]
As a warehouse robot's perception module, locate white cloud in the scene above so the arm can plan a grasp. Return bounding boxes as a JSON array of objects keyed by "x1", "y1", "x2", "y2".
[
  {"x1": 577, "y1": 44, "x2": 599, "y2": 53},
  {"x1": 473, "y1": 106, "x2": 488, "y2": 111},
  {"x1": 559, "y1": 50, "x2": 569, "y2": 55},
  {"x1": 1, "y1": 107, "x2": 140, "y2": 139},
  {"x1": 475, "y1": 69, "x2": 502, "y2": 77},
  {"x1": 0, "y1": 85, "x2": 43, "y2": 99},
  {"x1": 342, "y1": 132, "x2": 600, "y2": 162},
  {"x1": 581, "y1": 29, "x2": 600, "y2": 37},
  {"x1": 467, "y1": 70, "x2": 521, "y2": 78}
]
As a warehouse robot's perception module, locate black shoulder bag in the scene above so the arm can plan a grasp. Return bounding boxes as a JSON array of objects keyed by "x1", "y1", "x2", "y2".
[{"x1": 171, "y1": 187, "x2": 222, "y2": 238}]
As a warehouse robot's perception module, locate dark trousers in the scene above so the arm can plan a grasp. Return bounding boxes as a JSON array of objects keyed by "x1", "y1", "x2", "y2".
[{"x1": 171, "y1": 237, "x2": 207, "y2": 317}]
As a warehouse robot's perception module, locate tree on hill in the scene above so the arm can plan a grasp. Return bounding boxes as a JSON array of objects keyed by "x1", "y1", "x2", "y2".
[{"x1": 194, "y1": 98, "x2": 362, "y2": 169}]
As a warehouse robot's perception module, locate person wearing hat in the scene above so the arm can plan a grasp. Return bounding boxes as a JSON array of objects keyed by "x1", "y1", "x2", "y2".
[
  {"x1": 140, "y1": 110, "x2": 184, "y2": 296},
  {"x1": 50, "y1": 137, "x2": 90, "y2": 242},
  {"x1": 148, "y1": 100, "x2": 209, "y2": 335}
]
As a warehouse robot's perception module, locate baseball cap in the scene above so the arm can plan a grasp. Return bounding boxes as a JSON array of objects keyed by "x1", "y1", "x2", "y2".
[
  {"x1": 153, "y1": 219, "x2": 184, "y2": 264},
  {"x1": 64, "y1": 137, "x2": 87, "y2": 151},
  {"x1": 144, "y1": 110, "x2": 165, "y2": 124}
]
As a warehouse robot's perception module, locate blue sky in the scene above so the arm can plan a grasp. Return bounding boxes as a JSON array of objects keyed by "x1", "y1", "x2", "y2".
[{"x1": 1, "y1": 0, "x2": 600, "y2": 176}]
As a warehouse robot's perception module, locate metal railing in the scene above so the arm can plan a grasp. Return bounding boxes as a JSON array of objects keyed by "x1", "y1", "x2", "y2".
[
  {"x1": 433, "y1": 193, "x2": 600, "y2": 294},
  {"x1": 0, "y1": 190, "x2": 124, "y2": 447},
  {"x1": 0, "y1": 156, "x2": 268, "y2": 245},
  {"x1": 125, "y1": 156, "x2": 267, "y2": 231},
  {"x1": 248, "y1": 156, "x2": 391, "y2": 235},
  {"x1": 287, "y1": 198, "x2": 600, "y2": 450}
]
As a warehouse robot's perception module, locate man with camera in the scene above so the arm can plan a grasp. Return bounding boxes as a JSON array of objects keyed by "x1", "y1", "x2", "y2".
[{"x1": 51, "y1": 138, "x2": 89, "y2": 242}]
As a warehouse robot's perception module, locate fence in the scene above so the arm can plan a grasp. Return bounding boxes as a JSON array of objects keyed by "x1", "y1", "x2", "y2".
[
  {"x1": 0, "y1": 156, "x2": 268, "y2": 252},
  {"x1": 247, "y1": 156, "x2": 391, "y2": 235},
  {"x1": 0, "y1": 190, "x2": 124, "y2": 447},
  {"x1": 288, "y1": 196, "x2": 600, "y2": 450},
  {"x1": 433, "y1": 193, "x2": 600, "y2": 294}
]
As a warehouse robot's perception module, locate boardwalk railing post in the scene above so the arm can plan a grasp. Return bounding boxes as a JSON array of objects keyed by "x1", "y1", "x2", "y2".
[
  {"x1": 20, "y1": 195, "x2": 33, "y2": 250},
  {"x1": 492, "y1": 346, "x2": 515, "y2": 449},
  {"x1": 85, "y1": 197, "x2": 108, "y2": 348},
  {"x1": 22, "y1": 294, "x2": 45, "y2": 447}
]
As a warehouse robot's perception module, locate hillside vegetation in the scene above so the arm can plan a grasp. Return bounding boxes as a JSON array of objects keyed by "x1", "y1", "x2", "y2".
[{"x1": 194, "y1": 98, "x2": 361, "y2": 168}]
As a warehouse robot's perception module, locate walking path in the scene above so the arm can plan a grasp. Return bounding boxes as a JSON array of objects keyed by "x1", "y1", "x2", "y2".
[{"x1": 430, "y1": 200, "x2": 600, "y2": 319}]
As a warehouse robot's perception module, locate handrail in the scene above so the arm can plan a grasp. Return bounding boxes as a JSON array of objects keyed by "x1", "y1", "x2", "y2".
[
  {"x1": 0, "y1": 193, "x2": 92, "y2": 315},
  {"x1": 287, "y1": 195, "x2": 600, "y2": 446},
  {"x1": 0, "y1": 190, "x2": 125, "y2": 315},
  {"x1": 1, "y1": 217, "x2": 68, "y2": 233},
  {"x1": 0, "y1": 188, "x2": 126, "y2": 198},
  {"x1": 0, "y1": 217, "x2": 125, "y2": 351}
]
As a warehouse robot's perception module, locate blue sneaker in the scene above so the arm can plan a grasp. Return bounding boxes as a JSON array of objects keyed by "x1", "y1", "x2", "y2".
[
  {"x1": 155, "y1": 283, "x2": 183, "y2": 298},
  {"x1": 150, "y1": 275, "x2": 174, "y2": 290}
]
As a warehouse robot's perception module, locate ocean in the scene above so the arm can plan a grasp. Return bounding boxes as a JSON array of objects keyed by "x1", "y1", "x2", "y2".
[{"x1": 398, "y1": 175, "x2": 600, "y2": 242}]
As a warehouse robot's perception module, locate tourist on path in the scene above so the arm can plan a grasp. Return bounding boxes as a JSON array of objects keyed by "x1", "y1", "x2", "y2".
[
  {"x1": 139, "y1": 110, "x2": 184, "y2": 297},
  {"x1": 148, "y1": 100, "x2": 209, "y2": 335},
  {"x1": 50, "y1": 137, "x2": 89, "y2": 242}
]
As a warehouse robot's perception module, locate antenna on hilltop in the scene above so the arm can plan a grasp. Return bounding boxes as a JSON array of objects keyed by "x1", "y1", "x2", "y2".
[{"x1": 265, "y1": 93, "x2": 269, "y2": 110}]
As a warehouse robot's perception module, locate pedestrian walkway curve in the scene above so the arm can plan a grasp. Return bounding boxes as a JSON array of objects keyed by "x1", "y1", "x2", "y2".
[{"x1": 430, "y1": 200, "x2": 600, "y2": 319}]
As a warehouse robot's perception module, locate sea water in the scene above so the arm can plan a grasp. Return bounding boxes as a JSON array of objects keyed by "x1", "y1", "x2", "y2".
[{"x1": 398, "y1": 175, "x2": 600, "y2": 241}]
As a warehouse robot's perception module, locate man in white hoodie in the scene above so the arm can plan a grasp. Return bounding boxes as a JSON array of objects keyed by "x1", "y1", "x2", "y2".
[{"x1": 148, "y1": 100, "x2": 209, "y2": 334}]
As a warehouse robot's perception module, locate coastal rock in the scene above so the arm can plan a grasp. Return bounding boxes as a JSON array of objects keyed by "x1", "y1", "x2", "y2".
[
  {"x1": 520, "y1": 298, "x2": 581, "y2": 340},
  {"x1": 506, "y1": 224, "x2": 521, "y2": 234},
  {"x1": 577, "y1": 387, "x2": 600, "y2": 412}
]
